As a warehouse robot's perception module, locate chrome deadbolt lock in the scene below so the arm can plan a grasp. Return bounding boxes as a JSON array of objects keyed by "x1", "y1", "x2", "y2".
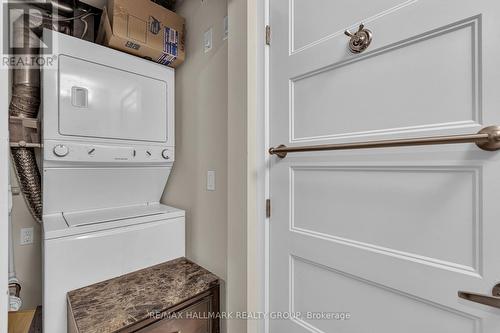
[{"x1": 344, "y1": 24, "x2": 372, "y2": 54}]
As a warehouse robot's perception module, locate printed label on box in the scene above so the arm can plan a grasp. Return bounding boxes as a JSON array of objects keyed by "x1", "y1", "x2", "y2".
[
  {"x1": 125, "y1": 41, "x2": 141, "y2": 50},
  {"x1": 157, "y1": 52, "x2": 176, "y2": 65},
  {"x1": 164, "y1": 27, "x2": 179, "y2": 56}
]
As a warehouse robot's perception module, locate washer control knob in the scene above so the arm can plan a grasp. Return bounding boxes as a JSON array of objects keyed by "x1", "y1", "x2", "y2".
[
  {"x1": 53, "y1": 144, "x2": 69, "y2": 157},
  {"x1": 162, "y1": 149, "x2": 170, "y2": 160}
]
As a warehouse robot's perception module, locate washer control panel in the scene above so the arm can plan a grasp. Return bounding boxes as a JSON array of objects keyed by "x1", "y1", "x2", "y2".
[{"x1": 45, "y1": 140, "x2": 174, "y2": 163}]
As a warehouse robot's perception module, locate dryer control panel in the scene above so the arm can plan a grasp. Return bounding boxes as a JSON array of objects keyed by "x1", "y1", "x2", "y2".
[{"x1": 44, "y1": 140, "x2": 174, "y2": 163}]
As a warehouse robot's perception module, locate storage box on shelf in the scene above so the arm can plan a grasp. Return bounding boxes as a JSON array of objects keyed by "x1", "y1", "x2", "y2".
[{"x1": 97, "y1": 0, "x2": 185, "y2": 68}]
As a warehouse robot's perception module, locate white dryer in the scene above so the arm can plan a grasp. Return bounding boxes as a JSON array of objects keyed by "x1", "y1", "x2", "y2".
[{"x1": 41, "y1": 30, "x2": 185, "y2": 333}]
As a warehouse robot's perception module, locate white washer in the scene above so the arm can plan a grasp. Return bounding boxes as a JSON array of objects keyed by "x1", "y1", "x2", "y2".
[
  {"x1": 41, "y1": 30, "x2": 184, "y2": 333},
  {"x1": 43, "y1": 205, "x2": 185, "y2": 333}
]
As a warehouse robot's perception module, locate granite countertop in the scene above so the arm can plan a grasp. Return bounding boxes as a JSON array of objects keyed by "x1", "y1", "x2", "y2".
[{"x1": 67, "y1": 257, "x2": 220, "y2": 333}]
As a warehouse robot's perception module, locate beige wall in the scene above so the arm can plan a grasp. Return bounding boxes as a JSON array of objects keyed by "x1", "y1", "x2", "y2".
[
  {"x1": 227, "y1": 0, "x2": 247, "y2": 332},
  {"x1": 166, "y1": 2, "x2": 248, "y2": 333},
  {"x1": 162, "y1": 0, "x2": 229, "y2": 298}
]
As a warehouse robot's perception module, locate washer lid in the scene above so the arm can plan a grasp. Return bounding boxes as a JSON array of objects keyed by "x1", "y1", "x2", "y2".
[{"x1": 63, "y1": 203, "x2": 178, "y2": 227}]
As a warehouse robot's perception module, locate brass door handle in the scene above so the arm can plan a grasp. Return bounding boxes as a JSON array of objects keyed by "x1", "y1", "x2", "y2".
[{"x1": 458, "y1": 283, "x2": 500, "y2": 309}]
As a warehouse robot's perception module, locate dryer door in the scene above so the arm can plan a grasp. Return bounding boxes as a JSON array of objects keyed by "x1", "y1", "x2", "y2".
[{"x1": 58, "y1": 55, "x2": 168, "y2": 142}]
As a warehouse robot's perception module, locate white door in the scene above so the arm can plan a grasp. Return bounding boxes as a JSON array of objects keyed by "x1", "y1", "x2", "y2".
[{"x1": 269, "y1": 1, "x2": 500, "y2": 332}]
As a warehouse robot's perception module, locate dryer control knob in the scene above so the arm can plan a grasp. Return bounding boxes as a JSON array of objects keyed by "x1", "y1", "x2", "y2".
[
  {"x1": 161, "y1": 149, "x2": 170, "y2": 160},
  {"x1": 53, "y1": 144, "x2": 69, "y2": 157}
]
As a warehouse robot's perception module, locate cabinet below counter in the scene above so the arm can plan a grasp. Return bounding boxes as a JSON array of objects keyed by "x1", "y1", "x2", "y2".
[{"x1": 67, "y1": 257, "x2": 220, "y2": 333}]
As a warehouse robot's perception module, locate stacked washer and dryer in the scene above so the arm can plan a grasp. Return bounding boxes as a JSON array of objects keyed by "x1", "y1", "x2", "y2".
[{"x1": 41, "y1": 30, "x2": 185, "y2": 332}]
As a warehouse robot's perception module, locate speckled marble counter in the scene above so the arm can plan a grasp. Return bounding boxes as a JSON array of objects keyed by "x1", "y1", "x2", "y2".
[{"x1": 67, "y1": 257, "x2": 220, "y2": 333}]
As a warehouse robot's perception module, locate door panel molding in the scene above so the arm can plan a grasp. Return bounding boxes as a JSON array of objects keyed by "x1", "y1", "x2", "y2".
[
  {"x1": 289, "y1": 255, "x2": 481, "y2": 333},
  {"x1": 289, "y1": 165, "x2": 482, "y2": 276},
  {"x1": 289, "y1": 0, "x2": 418, "y2": 55},
  {"x1": 289, "y1": 16, "x2": 482, "y2": 143}
]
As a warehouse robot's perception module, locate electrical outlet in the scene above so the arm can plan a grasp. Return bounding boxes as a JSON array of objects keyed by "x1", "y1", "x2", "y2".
[
  {"x1": 204, "y1": 28, "x2": 213, "y2": 53},
  {"x1": 207, "y1": 170, "x2": 216, "y2": 191},
  {"x1": 20, "y1": 227, "x2": 34, "y2": 245}
]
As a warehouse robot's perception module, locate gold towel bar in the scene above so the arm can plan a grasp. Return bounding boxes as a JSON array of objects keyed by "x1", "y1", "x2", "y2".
[{"x1": 269, "y1": 126, "x2": 500, "y2": 158}]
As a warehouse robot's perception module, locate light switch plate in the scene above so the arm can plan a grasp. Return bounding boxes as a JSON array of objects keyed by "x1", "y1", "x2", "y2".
[
  {"x1": 207, "y1": 170, "x2": 216, "y2": 191},
  {"x1": 20, "y1": 227, "x2": 34, "y2": 245},
  {"x1": 204, "y1": 28, "x2": 213, "y2": 53}
]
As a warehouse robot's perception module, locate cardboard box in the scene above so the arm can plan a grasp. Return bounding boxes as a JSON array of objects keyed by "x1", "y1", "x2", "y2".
[{"x1": 97, "y1": 0, "x2": 185, "y2": 68}]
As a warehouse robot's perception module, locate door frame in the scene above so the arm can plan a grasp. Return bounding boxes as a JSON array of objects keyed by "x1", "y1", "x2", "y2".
[
  {"x1": 1, "y1": 0, "x2": 10, "y2": 331},
  {"x1": 247, "y1": 0, "x2": 270, "y2": 333}
]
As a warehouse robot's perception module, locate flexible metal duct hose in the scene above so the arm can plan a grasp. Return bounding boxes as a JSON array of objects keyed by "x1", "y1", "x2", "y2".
[
  {"x1": 9, "y1": 85, "x2": 40, "y2": 118},
  {"x1": 10, "y1": 149, "x2": 42, "y2": 222},
  {"x1": 9, "y1": 14, "x2": 42, "y2": 223}
]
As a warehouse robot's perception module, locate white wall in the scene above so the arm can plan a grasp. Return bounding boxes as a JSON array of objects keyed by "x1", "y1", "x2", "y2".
[
  {"x1": 1, "y1": 0, "x2": 10, "y2": 330},
  {"x1": 162, "y1": 0, "x2": 229, "y2": 316},
  {"x1": 9, "y1": 167, "x2": 42, "y2": 310},
  {"x1": 6, "y1": 13, "x2": 42, "y2": 310}
]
